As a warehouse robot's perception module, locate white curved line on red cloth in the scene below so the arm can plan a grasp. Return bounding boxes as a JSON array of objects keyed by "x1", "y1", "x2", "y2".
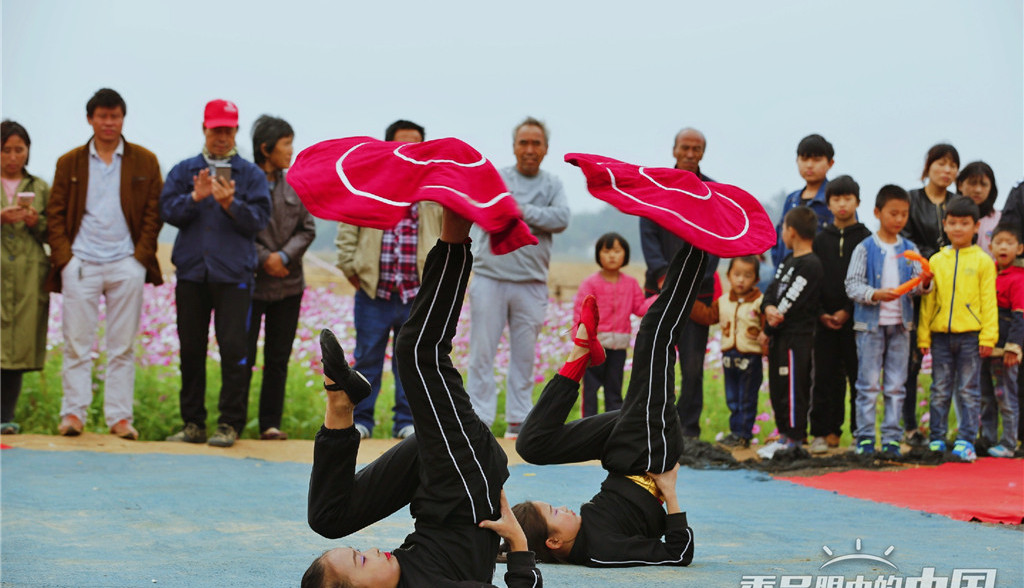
[
  {"x1": 422, "y1": 185, "x2": 512, "y2": 208},
  {"x1": 334, "y1": 142, "x2": 412, "y2": 207},
  {"x1": 638, "y1": 167, "x2": 712, "y2": 200},
  {"x1": 604, "y1": 167, "x2": 750, "y2": 240},
  {"x1": 393, "y1": 143, "x2": 487, "y2": 167}
]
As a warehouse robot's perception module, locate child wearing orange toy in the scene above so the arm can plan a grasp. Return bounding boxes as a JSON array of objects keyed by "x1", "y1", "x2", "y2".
[{"x1": 844, "y1": 186, "x2": 933, "y2": 456}]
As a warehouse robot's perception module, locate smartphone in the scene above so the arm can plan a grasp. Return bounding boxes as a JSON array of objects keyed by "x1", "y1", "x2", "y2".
[
  {"x1": 215, "y1": 165, "x2": 231, "y2": 184},
  {"x1": 16, "y1": 192, "x2": 34, "y2": 208}
]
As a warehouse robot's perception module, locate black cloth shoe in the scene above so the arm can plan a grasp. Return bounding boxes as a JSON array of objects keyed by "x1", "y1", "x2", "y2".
[{"x1": 320, "y1": 329, "x2": 371, "y2": 404}]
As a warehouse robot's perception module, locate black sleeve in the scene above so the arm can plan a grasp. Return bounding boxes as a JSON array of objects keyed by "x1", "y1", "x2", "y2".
[
  {"x1": 584, "y1": 512, "x2": 694, "y2": 568},
  {"x1": 434, "y1": 552, "x2": 542, "y2": 588},
  {"x1": 775, "y1": 257, "x2": 822, "y2": 321},
  {"x1": 1002, "y1": 182, "x2": 1024, "y2": 241},
  {"x1": 307, "y1": 426, "x2": 419, "y2": 539}
]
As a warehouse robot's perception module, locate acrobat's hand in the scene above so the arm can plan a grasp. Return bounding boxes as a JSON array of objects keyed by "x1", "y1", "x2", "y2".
[
  {"x1": 648, "y1": 464, "x2": 681, "y2": 514},
  {"x1": 479, "y1": 490, "x2": 528, "y2": 552}
]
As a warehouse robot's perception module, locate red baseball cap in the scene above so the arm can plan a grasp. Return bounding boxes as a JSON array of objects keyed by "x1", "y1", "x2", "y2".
[{"x1": 203, "y1": 99, "x2": 239, "y2": 128}]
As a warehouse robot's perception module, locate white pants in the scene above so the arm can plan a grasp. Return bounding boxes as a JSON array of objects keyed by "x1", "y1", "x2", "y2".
[
  {"x1": 465, "y1": 276, "x2": 547, "y2": 426},
  {"x1": 60, "y1": 255, "x2": 145, "y2": 426}
]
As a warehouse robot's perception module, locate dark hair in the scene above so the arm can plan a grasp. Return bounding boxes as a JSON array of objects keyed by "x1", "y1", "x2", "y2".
[
  {"x1": 783, "y1": 206, "x2": 818, "y2": 240},
  {"x1": 727, "y1": 255, "x2": 760, "y2": 278},
  {"x1": 385, "y1": 119, "x2": 425, "y2": 142},
  {"x1": 991, "y1": 221, "x2": 1021, "y2": 243},
  {"x1": 301, "y1": 552, "x2": 347, "y2": 588},
  {"x1": 920, "y1": 143, "x2": 960, "y2": 181},
  {"x1": 825, "y1": 175, "x2": 859, "y2": 203},
  {"x1": 874, "y1": 184, "x2": 910, "y2": 210},
  {"x1": 513, "y1": 117, "x2": 548, "y2": 144},
  {"x1": 86, "y1": 88, "x2": 126, "y2": 117},
  {"x1": 594, "y1": 232, "x2": 630, "y2": 267},
  {"x1": 251, "y1": 115, "x2": 294, "y2": 167},
  {"x1": 943, "y1": 195, "x2": 980, "y2": 222},
  {"x1": 511, "y1": 501, "x2": 559, "y2": 563},
  {"x1": 956, "y1": 161, "x2": 998, "y2": 218},
  {"x1": 1, "y1": 119, "x2": 31, "y2": 170},
  {"x1": 796, "y1": 134, "x2": 834, "y2": 160}
]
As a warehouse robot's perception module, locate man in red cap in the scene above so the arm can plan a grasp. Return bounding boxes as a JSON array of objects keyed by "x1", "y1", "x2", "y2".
[
  {"x1": 47, "y1": 88, "x2": 163, "y2": 441},
  {"x1": 160, "y1": 99, "x2": 271, "y2": 448}
]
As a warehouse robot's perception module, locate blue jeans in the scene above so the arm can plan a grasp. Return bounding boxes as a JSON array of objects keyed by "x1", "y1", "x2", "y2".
[
  {"x1": 352, "y1": 289, "x2": 414, "y2": 435},
  {"x1": 854, "y1": 325, "x2": 909, "y2": 444},
  {"x1": 928, "y1": 332, "x2": 982, "y2": 443},
  {"x1": 722, "y1": 349, "x2": 762, "y2": 439},
  {"x1": 981, "y1": 357, "x2": 1020, "y2": 449}
]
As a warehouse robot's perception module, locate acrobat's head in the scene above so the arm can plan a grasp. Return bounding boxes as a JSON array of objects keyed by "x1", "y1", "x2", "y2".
[
  {"x1": 510, "y1": 501, "x2": 582, "y2": 563},
  {"x1": 302, "y1": 547, "x2": 399, "y2": 588}
]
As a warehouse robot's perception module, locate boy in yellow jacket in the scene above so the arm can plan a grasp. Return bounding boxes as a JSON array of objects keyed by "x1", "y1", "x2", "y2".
[{"x1": 919, "y1": 196, "x2": 998, "y2": 462}]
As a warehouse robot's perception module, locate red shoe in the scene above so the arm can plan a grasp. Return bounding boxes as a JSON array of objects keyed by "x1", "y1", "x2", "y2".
[
  {"x1": 58, "y1": 414, "x2": 84, "y2": 437},
  {"x1": 109, "y1": 419, "x2": 139, "y2": 440},
  {"x1": 574, "y1": 295, "x2": 605, "y2": 366}
]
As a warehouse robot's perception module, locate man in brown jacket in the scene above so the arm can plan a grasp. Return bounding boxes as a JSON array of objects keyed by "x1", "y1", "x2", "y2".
[{"x1": 47, "y1": 88, "x2": 162, "y2": 440}]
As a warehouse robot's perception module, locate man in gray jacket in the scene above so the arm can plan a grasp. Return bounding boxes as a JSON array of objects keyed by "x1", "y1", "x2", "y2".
[
  {"x1": 467, "y1": 117, "x2": 571, "y2": 438},
  {"x1": 335, "y1": 120, "x2": 443, "y2": 439}
]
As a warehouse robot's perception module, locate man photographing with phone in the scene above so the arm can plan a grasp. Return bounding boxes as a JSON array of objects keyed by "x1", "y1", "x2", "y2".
[{"x1": 160, "y1": 99, "x2": 271, "y2": 448}]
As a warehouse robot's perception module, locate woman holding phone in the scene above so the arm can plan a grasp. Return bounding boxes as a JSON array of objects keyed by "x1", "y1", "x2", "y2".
[{"x1": 0, "y1": 120, "x2": 51, "y2": 435}]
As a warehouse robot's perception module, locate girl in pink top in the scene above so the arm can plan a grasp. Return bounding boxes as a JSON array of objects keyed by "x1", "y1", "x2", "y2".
[{"x1": 573, "y1": 233, "x2": 656, "y2": 417}]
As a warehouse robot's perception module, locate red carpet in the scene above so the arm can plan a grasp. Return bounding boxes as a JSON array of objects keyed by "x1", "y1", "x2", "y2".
[{"x1": 779, "y1": 458, "x2": 1024, "y2": 524}]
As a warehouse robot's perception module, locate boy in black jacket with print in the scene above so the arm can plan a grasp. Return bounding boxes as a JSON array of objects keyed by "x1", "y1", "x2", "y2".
[
  {"x1": 809, "y1": 176, "x2": 872, "y2": 453},
  {"x1": 758, "y1": 206, "x2": 824, "y2": 459}
]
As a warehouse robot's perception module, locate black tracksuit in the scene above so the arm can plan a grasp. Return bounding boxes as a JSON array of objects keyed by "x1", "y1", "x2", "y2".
[
  {"x1": 762, "y1": 252, "x2": 824, "y2": 442},
  {"x1": 516, "y1": 242, "x2": 705, "y2": 567},
  {"x1": 811, "y1": 222, "x2": 871, "y2": 437},
  {"x1": 307, "y1": 240, "x2": 542, "y2": 588}
]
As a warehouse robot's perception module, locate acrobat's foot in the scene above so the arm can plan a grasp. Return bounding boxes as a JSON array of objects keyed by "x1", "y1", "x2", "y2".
[{"x1": 320, "y1": 329, "x2": 371, "y2": 404}]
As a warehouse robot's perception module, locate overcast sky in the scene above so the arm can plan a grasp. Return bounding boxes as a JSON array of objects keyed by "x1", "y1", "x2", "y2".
[{"x1": 3, "y1": 0, "x2": 1021, "y2": 230}]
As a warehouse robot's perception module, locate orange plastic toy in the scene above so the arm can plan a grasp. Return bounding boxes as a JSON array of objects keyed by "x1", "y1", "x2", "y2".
[{"x1": 892, "y1": 251, "x2": 931, "y2": 296}]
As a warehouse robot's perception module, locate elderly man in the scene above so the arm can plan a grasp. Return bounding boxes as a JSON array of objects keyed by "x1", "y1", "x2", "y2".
[
  {"x1": 335, "y1": 119, "x2": 442, "y2": 440},
  {"x1": 466, "y1": 117, "x2": 571, "y2": 438},
  {"x1": 47, "y1": 88, "x2": 163, "y2": 440},
  {"x1": 639, "y1": 127, "x2": 720, "y2": 440},
  {"x1": 160, "y1": 99, "x2": 271, "y2": 448}
]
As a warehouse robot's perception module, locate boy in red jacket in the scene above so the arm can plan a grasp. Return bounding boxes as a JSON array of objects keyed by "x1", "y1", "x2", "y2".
[{"x1": 982, "y1": 223, "x2": 1024, "y2": 457}]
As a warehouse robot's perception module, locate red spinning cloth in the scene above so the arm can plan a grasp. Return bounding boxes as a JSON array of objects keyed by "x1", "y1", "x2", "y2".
[
  {"x1": 287, "y1": 137, "x2": 537, "y2": 254},
  {"x1": 779, "y1": 459, "x2": 1024, "y2": 524},
  {"x1": 564, "y1": 153, "x2": 776, "y2": 257}
]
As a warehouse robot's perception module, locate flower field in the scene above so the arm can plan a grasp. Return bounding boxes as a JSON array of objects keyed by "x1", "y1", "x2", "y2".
[{"x1": 14, "y1": 280, "x2": 932, "y2": 442}]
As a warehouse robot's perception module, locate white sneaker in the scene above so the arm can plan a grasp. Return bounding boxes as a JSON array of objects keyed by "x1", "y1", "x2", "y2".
[
  {"x1": 395, "y1": 425, "x2": 415, "y2": 439},
  {"x1": 809, "y1": 437, "x2": 829, "y2": 454},
  {"x1": 757, "y1": 440, "x2": 786, "y2": 459},
  {"x1": 354, "y1": 423, "x2": 371, "y2": 439}
]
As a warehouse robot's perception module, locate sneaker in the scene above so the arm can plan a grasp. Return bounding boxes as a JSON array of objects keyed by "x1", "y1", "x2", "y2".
[
  {"x1": 58, "y1": 414, "x2": 84, "y2": 436},
  {"x1": 504, "y1": 422, "x2": 522, "y2": 440},
  {"x1": 395, "y1": 425, "x2": 415, "y2": 439},
  {"x1": 951, "y1": 440, "x2": 977, "y2": 462},
  {"x1": 854, "y1": 438, "x2": 875, "y2": 455},
  {"x1": 260, "y1": 427, "x2": 288, "y2": 440},
  {"x1": 928, "y1": 440, "x2": 947, "y2": 453},
  {"x1": 903, "y1": 430, "x2": 927, "y2": 448},
  {"x1": 881, "y1": 442, "x2": 901, "y2": 457},
  {"x1": 0, "y1": 422, "x2": 20, "y2": 435},
  {"x1": 987, "y1": 444, "x2": 1015, "y2": 458},
  {"x1": 166, "y1": 423, "x2": 207, "y2": 443},
  {"x1": 207, "y1": 424, "x2": 237, "y2": 448},
  {"x1": 825, "y1": 433, "x2": 841, "y2": 448},
  {"x1": 354, "y1": 423, "x2": 371, "y2": 439},
  {"x1": 809, "y1": 437, "x2": 829, "y2": 454},
  {"x1": 109, "y1": 419, "x2": 139, "y2": 440},
  {"x1": 756, "y1": 439, "x2": 787, "y2": 459},
  {"x1": 718, "y1": 433, "x2": 750, "y2": 449}
]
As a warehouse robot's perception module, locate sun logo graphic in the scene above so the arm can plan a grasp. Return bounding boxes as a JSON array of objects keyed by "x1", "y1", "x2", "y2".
[{"x1": 820, "y1": 538, "x2": 897, "y2": 571}]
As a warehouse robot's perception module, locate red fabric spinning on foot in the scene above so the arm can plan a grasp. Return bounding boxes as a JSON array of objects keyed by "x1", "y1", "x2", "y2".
[
  {"x1": 564, "y1": 153, "x2": 776, "y2": 257},
  {"x1": 287, "y1": 137, "x2": 538, "y2": 254},
  {"x1": 778, "y1": 458, "x2": 1024, "y2": 524}
]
